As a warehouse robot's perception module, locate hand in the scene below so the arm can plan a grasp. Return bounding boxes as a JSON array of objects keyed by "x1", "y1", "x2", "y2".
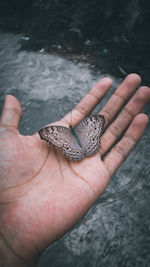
[{"x1": 0, "y1": 74, "x2": 149, "y2": 266}]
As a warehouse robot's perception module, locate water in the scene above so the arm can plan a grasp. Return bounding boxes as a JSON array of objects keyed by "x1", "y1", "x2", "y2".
[{"x1": 0, "y1": 32, "x2": 150, "y2": 267}]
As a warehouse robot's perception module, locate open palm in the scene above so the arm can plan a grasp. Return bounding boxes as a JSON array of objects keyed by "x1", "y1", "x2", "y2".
[{"x1": 0, "y1": 74, "x2": 149, "y2": 266}]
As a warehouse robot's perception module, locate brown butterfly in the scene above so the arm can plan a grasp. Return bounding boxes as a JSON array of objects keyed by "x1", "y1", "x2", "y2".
[{"x1": 38, "y1": 115, "x2": 105, "y2": 161}]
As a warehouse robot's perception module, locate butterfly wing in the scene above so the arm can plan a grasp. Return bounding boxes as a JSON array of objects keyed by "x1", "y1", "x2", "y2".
[
  {"x1": 38, "y1": 125, "x2": 84, "y2": 161},
  {"x1": 75, "y1": 115, "x2": 105, "y2": 156},
  {"x1": 38, "y1": 125, "x2": 69, "y2": 147}
]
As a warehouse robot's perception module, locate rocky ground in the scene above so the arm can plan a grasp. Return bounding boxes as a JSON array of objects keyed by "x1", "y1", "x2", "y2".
[{"x1": 0, "y1": 0, "x2": 150, "y2": 85}]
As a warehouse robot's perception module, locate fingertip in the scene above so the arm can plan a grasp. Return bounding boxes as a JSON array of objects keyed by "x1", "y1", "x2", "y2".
[
  {"x1": 126, "y1": 113, "x2": 149, "y2": 142},
  {"x1": 4, "y1": 95, "x2": 22, "y2": 116},
  {"x1": 99, "y1": 77, "x2": 113, "y2": 87},
  {"x1": 136, "y1": 86, "x2": 150, "y2": 101},
  {"x1": 126, "y1": 73, "x2": 142, "y2": 85},
  {"x1": 0, "y1": 95, "x2": 22, "y2": 130},
  {"x1": 91, "y1": 77, "x2": 113, "y2": 97},
  {"x1": 132, "y1": 113, "x2": 149, "y2": 127}
]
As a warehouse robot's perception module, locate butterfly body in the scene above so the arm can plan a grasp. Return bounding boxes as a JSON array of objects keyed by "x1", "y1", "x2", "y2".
[{"x1": 38, "y1": 115, "x2": 105, "y2": 161}]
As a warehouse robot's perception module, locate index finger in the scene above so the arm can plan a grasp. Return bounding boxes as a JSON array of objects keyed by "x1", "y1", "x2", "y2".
[{"x1": 63, "y1": 77, "x2": 112, "y2": 126}]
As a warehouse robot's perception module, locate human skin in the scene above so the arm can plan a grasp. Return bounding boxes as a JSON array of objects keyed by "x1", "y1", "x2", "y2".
[{"x1": 0, "y1": 74, "x2": 149, "y2": 266}]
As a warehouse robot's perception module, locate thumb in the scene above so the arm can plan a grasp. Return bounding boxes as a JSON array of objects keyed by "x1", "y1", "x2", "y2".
[{"x1": 0, "y1": 95, "x2": 22, "y2": 130}]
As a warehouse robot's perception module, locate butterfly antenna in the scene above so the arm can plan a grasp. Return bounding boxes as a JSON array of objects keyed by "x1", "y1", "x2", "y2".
[
  {"x1": 60, "y1": 109, "x2": 73, "y2": 128},
  {"x1": 62, "y1": 100, "x2": 90, "y2": 128},
  {"x1": 70, "y1": 109, "x2": 73, "y2": 127}
]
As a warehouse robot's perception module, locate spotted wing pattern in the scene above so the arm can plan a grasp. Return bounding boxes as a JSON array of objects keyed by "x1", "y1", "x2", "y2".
[
  {"x1": 75, "y1": 115, "x2": 105, "y2": 156},
  {"x1": 38, "y1": 115, "x2": 105, "y2": 161},
  {"x1": 38, "y1": 125, "x2": 84, "y2": 161}
]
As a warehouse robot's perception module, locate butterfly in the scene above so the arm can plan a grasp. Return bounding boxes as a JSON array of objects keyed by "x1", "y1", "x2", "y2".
[{"x1": 38, "y1": 115, "x2": 105, "y2": 161}]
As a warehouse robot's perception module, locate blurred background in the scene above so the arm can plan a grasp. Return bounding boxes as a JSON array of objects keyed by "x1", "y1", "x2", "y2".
[
  {"x1": 0, "y1": 0, "x2": 150, "y2": 84},
  {"x1": 0, "y1": 1, "x2": 150, "y2": 266}
]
